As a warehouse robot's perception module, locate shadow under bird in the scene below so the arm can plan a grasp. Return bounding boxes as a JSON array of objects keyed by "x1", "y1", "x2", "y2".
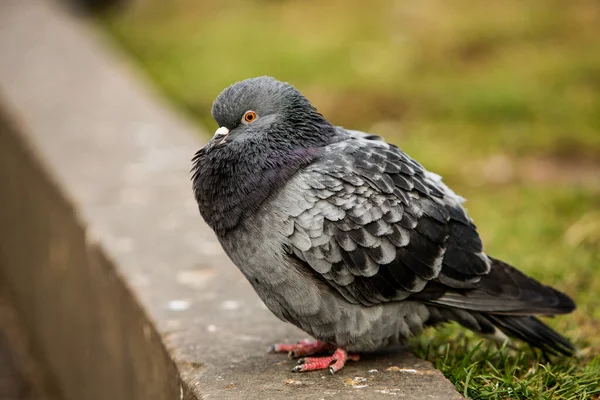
[{"x1": 191, "y1": 76, "x2": 576, "y2": 374}]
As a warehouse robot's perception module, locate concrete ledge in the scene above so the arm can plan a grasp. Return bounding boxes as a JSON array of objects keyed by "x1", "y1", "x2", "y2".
[{"x1": 0, "y1": 1, "x2": 462, "y2": 399}]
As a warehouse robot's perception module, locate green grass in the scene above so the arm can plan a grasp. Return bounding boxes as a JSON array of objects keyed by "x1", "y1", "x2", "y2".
[
  {"x1": 413, "y1": 338, "x2": 600, "y2": 399},
  {"x1": 98, "y1": 0, "x2": 600, "y2": 398}
]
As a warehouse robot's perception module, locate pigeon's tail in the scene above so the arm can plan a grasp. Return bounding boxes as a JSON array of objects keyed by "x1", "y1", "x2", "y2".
[
  {"x1": 427, "y1": 307, "x2": 576, "y2": 356},
  {"x1": 471, "y1": 257, "x2": 576, "y2": 355},
  {"x1": 484, "y1": 314, "x2": 575, "y2": 356},
  {"x1": 425, "y1": 257, "x2": 576, "y2": 355}
]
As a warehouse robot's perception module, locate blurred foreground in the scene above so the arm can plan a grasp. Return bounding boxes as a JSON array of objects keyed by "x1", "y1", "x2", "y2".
[{"x1": 0, "y1": 287, "x2": 59, "y2": 400}]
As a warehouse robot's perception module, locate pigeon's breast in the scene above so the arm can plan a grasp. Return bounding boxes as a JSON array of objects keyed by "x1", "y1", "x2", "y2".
[
  {"x1": 219, "y1": 180, "x2": 431, "y2": 351},
  {"x1": 219, "y1": 197, "x2": 325, "y2": 323}
]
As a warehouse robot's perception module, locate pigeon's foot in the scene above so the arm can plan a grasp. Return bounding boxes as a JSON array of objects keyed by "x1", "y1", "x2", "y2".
[
  {"x1": 292, "y1": 348, "x2": 359, "y2": 374},
  {"x1": 269, "y1": 339, "x2": 333, "y2": 358}
]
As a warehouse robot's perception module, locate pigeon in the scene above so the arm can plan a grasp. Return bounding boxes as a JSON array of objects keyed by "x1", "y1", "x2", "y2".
[{"x1": 191, "y1": 76, "x2": 576, "y2": 374}]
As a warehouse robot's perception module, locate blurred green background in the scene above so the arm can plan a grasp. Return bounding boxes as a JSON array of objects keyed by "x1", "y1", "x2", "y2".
[{"x1": 100, "y1": 0, "x2": 599, "y2": 398}]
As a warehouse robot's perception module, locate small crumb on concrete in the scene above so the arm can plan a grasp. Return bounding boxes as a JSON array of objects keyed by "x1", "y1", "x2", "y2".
[
  {"x1": 368, "y1": 369, "x2": 378, "y2": 373},
  {"x1": 221, "y1": 300, "x2": 240, "y2": 310},
  {"x1": 207, "y1": 324, "x2": 217, "y2": 333},
  {"x1": 386, "y1": 366, "x2": 441, "y2": 375},
  {"x1": 285, "y1": 378, "x2": 303, "y2": 386},
  {"x1": 167, "y1": 299, "x2": 190, "y2": 311},
  {"x1": 375, "y1": 388, "x2": 403, "y2": 395},
  {"x1": 386, "y1": 367, "x2": 417, "y2": 373},
  {"x1": 344, "y1": 376, "x2": 368, "y2": 388}
]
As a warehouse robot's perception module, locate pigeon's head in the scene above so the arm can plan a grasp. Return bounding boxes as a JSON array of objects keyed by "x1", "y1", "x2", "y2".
[
  {"x1": 207, "y1": 76, "x2": 334, "y2": 152},
  {"x1": 193, "y1": 77, "x2": 334, "y2": 235}
]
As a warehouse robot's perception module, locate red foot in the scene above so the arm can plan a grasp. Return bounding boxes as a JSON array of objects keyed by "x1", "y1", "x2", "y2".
[
  {"x1": 292, "y1": 348, "x2": 359, "y2": 374},
  {"x1": 269, "y1": 339, "x2": 333, "y2": 358}
]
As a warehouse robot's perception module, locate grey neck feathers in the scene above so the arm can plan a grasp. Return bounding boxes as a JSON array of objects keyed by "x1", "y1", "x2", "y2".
[{"x1": 192, "y1": 112, "x2": 334, "y2": 236}]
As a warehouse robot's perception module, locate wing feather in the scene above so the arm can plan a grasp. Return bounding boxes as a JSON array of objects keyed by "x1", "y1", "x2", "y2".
[
  {"x1": 282, "y1": 132, "x2": 570, "y2": 316},
  {"x1": 282, "y1": 135, "x2": 491, "y2": 305}
]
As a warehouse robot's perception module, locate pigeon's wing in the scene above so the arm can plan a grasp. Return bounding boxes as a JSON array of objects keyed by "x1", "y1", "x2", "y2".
[
  {"x1": 284, "y1": 137, "x2": 572, "y2": 315},
  {"x1": 284, "y1": 138, "x2": 487, "y2": 306}
]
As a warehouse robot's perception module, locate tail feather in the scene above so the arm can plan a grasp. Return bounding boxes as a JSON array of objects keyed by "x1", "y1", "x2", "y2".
[
  {"x1": 428, "y1": 257, "x2": 576, "y2": 315},
  {"x1": 427, "y1": 306, "x2": 575, "y2": 356},
  {"x1": 486, "y1": 314, "x2": 574, "y2": 356},
  {"x1": 423, "y1": 256, "x2": 577, "y2": 356}
]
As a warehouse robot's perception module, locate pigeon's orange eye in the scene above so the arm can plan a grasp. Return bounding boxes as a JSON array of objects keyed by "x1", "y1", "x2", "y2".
[{"x1": 243, "y1": 110, "x2": 258, "y2": 123}]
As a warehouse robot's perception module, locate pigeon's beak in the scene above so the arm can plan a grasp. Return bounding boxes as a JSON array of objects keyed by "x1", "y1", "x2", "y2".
[
  {"x1": 213, "y1": 126, "x2": 229, "y2": 142},
  {"x1": 202, "y1": 126, "x2": 230, "y2": 155}
]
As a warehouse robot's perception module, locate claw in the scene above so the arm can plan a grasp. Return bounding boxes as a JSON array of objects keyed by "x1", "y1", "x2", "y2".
[
  {"x1": 271, "y1": 341, "x2": 358, "y2": 373},
  {"x1": 288, "y1": 348, "x2": 358, "y2": 373}
]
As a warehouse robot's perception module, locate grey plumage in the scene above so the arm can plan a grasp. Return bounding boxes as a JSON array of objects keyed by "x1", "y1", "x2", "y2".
[{"x1": 192, "y1": 76, "x2": 575, "y2": 358}]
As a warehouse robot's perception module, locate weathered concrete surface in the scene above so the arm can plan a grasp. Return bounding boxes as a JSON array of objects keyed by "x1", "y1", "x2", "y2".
[{"x1": 0, "y1": 0, "x2": 463, "y2": 399}]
